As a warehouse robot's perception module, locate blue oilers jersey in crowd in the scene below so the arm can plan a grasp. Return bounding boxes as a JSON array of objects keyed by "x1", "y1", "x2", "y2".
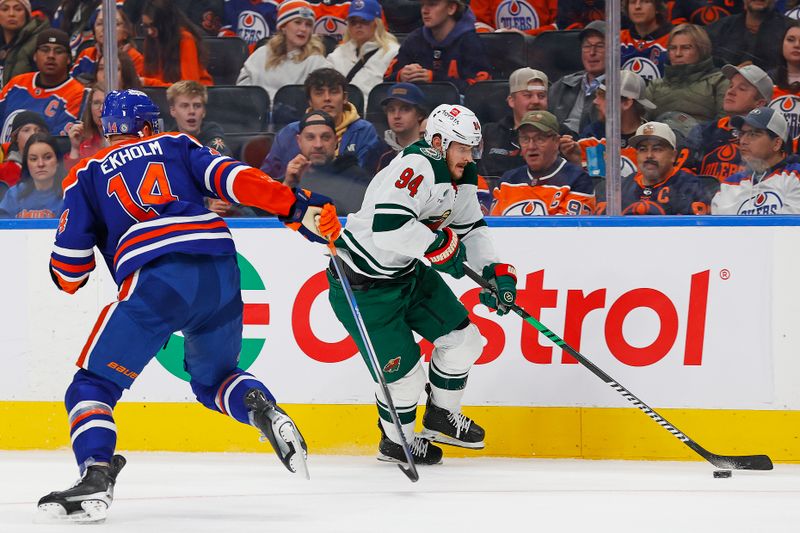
[
  {"x1": 220, "y1": 0, "x2": 278, "y2": 46},
  {"x1": 50, "y1": 133, "x2": 245, "y2": 290}
]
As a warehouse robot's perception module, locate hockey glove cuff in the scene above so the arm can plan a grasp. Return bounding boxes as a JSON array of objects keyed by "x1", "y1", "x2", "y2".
[
  {"x1": 424, "y1": 227, "x2": 466, "y2": 279},
  {"x1": 479, "y1": 263, "x2": 517, "y2": 316},
  {"x1": 280, "y1": 188, "x2": 336, "y2": 244}
]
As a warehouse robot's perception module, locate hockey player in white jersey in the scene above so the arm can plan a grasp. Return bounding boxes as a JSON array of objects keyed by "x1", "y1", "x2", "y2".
[{"x1": 327, "y1": 104, "x2": 518, "y2": 464}]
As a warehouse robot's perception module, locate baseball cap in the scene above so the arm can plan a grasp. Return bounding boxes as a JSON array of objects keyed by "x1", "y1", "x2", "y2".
[
  {"x1": 730, "y1": 106, "x2": 788, "y2": 141},
  {"x1": 721, "y1": 64, "x2": 773, "y2": 102},
  {"x1": 380, "y1": 82, "x2": 427, "y2": 110},
  {"x1": 517, "y1": 110, "x2": 559, "y2": 135},
  {"x1": 599, "y1": 70, "x2": 656, "y2": 110},
  {"x1": 277, "y1": 0, "x2": 315, "y2": 28},
  {"x1": 36, "y1": 28, "x2": 70, "y2": 50},
  {"x1": 579, "y1": 20, "x2": 606, "y2": 41},
  {"x1": 509, "y1": 67, "x2": 548, "y2": 95},
  {"x1": 628, "y1": 121, "x2": 677, "y2": 150},
  {"x1": 299, "y1": 109, "x2": 336, "y2": 133},
  {"x1": 348, "y1": 0, "x2": 381, "y2": 21}
]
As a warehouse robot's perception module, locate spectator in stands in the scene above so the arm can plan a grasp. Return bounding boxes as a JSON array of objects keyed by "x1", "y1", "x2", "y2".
[
  {"x1": 644, "y1": 24, "x2": 728, "y2": 122},
  {"x1": 328, "y1": 0, "x2": 399, "y2": 102},
  {"x1": 71, "y1": 7, "x2": 143, "y2": 83},
  {"x1": 218, "y1": 0, "x2": 277, "y2": 50},
  {"x1": 167, "y1": 80, "x2": 231, "y2": 157},
  {"x1": 52, "y1": 0, "x2": 99, "y2": 56},
  {"x1": 550, "y1": 20, "x2": 606, "y2": 137},
  {"x1": 696, "y1": 63, "x2": 773, "y2": 180},
  {"x1": 620, "y1": 0, "x2": 673, "y2": 81},
  {"x1": 0, "y1": 0, "x2": 50, "y2": 87},
  {"x1": 91, "y1": 49, "x2": 142, "y2": 89},
  {"x1": 64, "y1": 81, "x2": 106, "y2": 171},
  {"x1": 261, "y1": 67, "x2": 381, "y2": 179},
  {"x1": 283, "y1": 109, "x2": 369, "y2": 215},
  {"x1": 140, "y1": 0, "x2": 213, "y2": 86},
  {"x1": 384, "y1": 0, "x2": 491, "y2": 92},
  {"x1": 610, "y1": 121, "x2": 711, "y2": 214},
  {"x1": 490, "y1": 110, "x2": 594, "y2": 216},
  {"x1": 307, "y1": 0, "x2": 352, "y2": 43},
  {"x1": 236, "y1": 0, "x2": 330, "y2": 100},
  {"x1": 478, "y1": 67, "x2": 548, "y2": 178},
  {"x1": 471, "y1": 0, "x2": 557, "y2": 35},
  {"x1": 767, "y1": 22, "x2": 800, "y2": 140},
  {"x1": 0, "y1": 29, "x2": 86, "y2": 138},
  {"x1": 568, "y1": 70, "x2": 654, "y2": 180},
  {"x1": 0, "y1": 110, "x2": 45, "y2": 194},
  {"x1": 712, "y1": 107, "x2": 800, "y2": 213},
  {"x1": 0, "y1": 132, "x2": 64, "y2": 218},
  {"x1": 669, "y1": 0, "x2": 743, "y2": 26},
  {"x1": 375, "y1": 81, "x2": 427, "y2": 170},
  {"x1": 706, "y1": 0, "x2": 791, "y2": 72},
  {"x1": 123, "y1": 0, "x2": 224, "y2": 37},
  {"x1": 556, "y1": 0, "x2": 605, "y2": 30}
]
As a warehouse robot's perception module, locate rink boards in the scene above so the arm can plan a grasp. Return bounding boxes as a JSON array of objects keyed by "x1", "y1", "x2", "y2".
[{"x1": 2, "y1": 216, "x2": 800, "y2": 461}]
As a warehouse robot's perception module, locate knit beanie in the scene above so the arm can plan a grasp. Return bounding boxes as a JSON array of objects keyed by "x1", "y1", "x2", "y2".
[
  {"x1": 0, "y1": 0, "x2": 31, "y2": 17},
  {"x1": 276, "y1": 0, "x2": 315, "y2": 29}
]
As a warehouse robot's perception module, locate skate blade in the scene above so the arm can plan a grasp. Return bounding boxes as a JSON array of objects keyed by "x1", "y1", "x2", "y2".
[
  {"x1": 36, "y1": 500, "x2": 108, "y2": 523},
  {"x1": 376, "y1": 452, "x2": 443, "y2": 466},
  {"x1": 420, "y1": 429, "x2": 485, "y2": 449},
  {"x1": 278, "y1": 422, "x2": 310, "y2": 480}
]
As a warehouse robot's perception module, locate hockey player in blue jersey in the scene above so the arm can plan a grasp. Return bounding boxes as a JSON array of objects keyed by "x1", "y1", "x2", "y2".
[{"x1": 37, "y1": 89, "x2": 342, "y2": 523}]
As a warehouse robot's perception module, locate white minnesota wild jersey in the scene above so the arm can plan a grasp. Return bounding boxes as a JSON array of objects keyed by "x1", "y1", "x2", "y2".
[{"x1": 336, "y1": 140, "x2": 498, "y2": 279}]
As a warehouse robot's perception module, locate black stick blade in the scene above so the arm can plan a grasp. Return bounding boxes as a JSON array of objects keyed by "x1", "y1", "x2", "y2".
[
  {"x1": 398, "y1": 463, "x2": 420, "y2": 482},
  {"x1": 707, "y1": 453, "x2": 773, "y2": 471}
]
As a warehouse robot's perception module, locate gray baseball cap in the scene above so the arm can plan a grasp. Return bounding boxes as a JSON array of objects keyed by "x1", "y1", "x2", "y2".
[
  {"x1": 579, "y1": 20, "x2": 606, "y2": 41},
  {"x1": 721, "y1": 64, "x2": 774, "y2": 102},
  {"x1": 599, "y1": 70, "x2": 656, "y2": 110},
  {"x1": 730, "y1": 106, "x2": 788, "y2": 141}
]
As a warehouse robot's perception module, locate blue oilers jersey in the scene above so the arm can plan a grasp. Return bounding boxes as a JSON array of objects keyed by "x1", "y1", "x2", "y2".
[
  {"x1": 51, "y1": 133, "x2": 245, "y2": 290},
  {"x1": 620, "y1": 26, "x2": 671, "y2": 82},
  {"x1": 219, "y1": 0, "x2": 278, "y2": 46}
]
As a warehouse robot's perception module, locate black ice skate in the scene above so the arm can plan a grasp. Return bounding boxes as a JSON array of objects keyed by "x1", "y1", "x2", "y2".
[
  {"x1": 376, "y1": 420, "x2": 443, "y2": 465},
  {"x1": 245, "y1": 388, "x2": 310, "y2": 479},
  {"x1": 421, "y1": 385, "x2": 485, "y2": 449},
  {"x1": 37, "y1": 454, "x2": 126, "y2": 523}
]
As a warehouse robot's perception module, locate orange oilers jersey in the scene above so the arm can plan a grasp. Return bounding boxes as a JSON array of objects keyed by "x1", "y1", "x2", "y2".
[
  {"x1": 578, "y1": 136, "x2": 640, "y2": 179},
  {"x1": 306, "y1": 1, "x2": 388, "y2": 42},
  {"x1": 471, "y1": 0, "x2": 558, "y2": 35},
  {"x1": 490, "y1": 158, "x2": 595, "y2": 215},
  {"x1": 0, "y1": 72, "x2": 87, "y2": 140}
]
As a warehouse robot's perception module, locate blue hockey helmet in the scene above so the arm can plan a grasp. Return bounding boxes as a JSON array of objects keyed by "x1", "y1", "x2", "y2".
[{"x1": 101, "y1": 89, "x2": 162, "y2": 137}]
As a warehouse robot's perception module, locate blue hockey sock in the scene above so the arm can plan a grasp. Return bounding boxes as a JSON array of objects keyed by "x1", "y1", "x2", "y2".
[
  {"x1": 192, "y1": 370, "x2": 274, "y2": 424},
  {"x1": 65, "y1": 369, "x2": 124, "y2": 473}
]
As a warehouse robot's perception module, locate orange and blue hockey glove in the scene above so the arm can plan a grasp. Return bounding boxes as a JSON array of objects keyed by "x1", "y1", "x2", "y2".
[{"x1": 280, "y1": 188, "x2": 337, "y2": 244}]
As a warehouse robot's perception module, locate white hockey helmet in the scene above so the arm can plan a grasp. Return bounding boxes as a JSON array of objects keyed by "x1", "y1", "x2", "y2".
[{"x1": 424, "y1": 104, "x2": 483, "y2": 159}]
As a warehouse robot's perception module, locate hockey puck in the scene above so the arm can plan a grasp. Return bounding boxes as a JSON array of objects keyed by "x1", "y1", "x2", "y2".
[{"x1": 713, "y1": 470, "x2": 732, "y2": 478}]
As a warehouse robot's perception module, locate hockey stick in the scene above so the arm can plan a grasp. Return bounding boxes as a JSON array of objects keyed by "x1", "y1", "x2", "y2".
[
  {"x1": 328, "y1": 244, "x2": 420, "y2": 482},
  {"x1": 463, "y1": 263, "x2": 773, "y2": 471}
]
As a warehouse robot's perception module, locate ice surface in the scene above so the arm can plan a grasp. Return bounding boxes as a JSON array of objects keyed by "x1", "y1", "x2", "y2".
[{"x1": 1, "y1": 451, "x2": 798, "y2": 532}]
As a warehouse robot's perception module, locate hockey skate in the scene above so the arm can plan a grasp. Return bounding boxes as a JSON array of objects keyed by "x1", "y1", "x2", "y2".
[
  {"x1": 37, "y1": 454, "x2": 126, "y2": 523},
  {"x1": 245, "y1": 388, "x2": 310, "y2": 479},
  {"x1": 421, "y1": 385, "x2": 485, "y2": 449},
  {"x1": 376, "y1": 421, "x2": 443, "y2": 465}
]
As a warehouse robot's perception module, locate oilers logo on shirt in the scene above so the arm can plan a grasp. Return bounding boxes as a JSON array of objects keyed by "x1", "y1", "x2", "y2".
[
  {"x1": 499, "y1": 199, "x2": 549, "y2": 216},
  {"x1": 237, "y1": 10, "x2": 271, "y2": 43},
  {"x1": 315, "y1": 16, "x2": 347, "y2": 41},
  {"x1": 737, "y1": 190, "x2": 783, "y2": 215},
  {"x1": 769, "y1": 95, "x2": 800, "y2": 141},
  {"x1": 623, "y1": 57, "x2": 661, "y2": 82},
  {"x1": 495, "y1": 0, "x2": 539, "y2": 31}
]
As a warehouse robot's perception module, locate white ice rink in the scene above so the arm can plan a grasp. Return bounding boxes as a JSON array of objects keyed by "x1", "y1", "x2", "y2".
[{"x1": 1, "y1": 450, "x2": 799, "y2": 532}]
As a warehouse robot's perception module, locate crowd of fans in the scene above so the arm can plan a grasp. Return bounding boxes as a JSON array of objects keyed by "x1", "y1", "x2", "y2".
[{"x1": 2, "y1": 0, "x2": 800, "y2": 219}]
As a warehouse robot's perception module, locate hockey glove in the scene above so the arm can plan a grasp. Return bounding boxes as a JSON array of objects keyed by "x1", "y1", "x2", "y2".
[
  {"x1": 424, "y1": 227, "x2": 467, "y2": 279},
  {"x1": 479, "y1": 263, "x2": 517, "y2": 316},
  {"x1": 280, "y1": 188, "x2": 338, "y2": 244}
]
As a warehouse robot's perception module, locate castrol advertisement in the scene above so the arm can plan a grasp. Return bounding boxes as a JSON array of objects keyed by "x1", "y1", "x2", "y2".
[{"x1": 0, "y1": 224, "x2": 775, "y2": 408}]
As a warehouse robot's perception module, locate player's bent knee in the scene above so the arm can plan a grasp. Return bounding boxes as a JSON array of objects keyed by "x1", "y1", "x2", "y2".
[
  {"x1": 381, "y1": 362, "x2": 427, "y2": 406},
  {"x1": 431, "y1": 322, "x2": 484, "y2": 373},
  {"x1": 65, "y1": 369, "x2": 124, "y2": 411}
]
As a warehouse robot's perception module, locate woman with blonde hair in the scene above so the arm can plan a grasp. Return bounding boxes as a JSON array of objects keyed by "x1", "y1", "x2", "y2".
[
  {"x1": 327, "y1": 0, "x2": 399, "y2": 101},
  {"x1": 236, "y1": 0, "x2": 331, "y2": 100},
  {"x1": 644, "y1": 23, "x2": 728, "y2": 122}
]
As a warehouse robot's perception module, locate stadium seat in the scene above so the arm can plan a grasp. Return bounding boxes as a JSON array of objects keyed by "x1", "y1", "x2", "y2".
[
  {"x1": 271, "y1": 84, "x2": 363, "y2": 129},
  {"x1": 54, "y1": 135, "x2": 71, "y2": 158},
  {"x1": 224, "y1": 132, "x2": 275, "y2": 166},
  {"x1": 366, "y1": 82, "x2": 460, "y2": 137},
  {"x1": 204, "y1": 37, "x2": 249, "y2": 85},
  {"x1": 382, "y1": 0, "x2": 423, "y2": 33},
  {"x1": 141, "y1": 86, "x2": 172, "y2": 128},
  {"x1": 527, "y1": 30, "x2": 583, "y2": 84},
  {"x1": 476, "y1": 32, "x2": 530, "y2": 79},
  {"x1": 697, "y1": 174, "x2": 721, "y2": 198},
  {"x1": 464, "y1": 81, "x2": 510, "y2": 125}
]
